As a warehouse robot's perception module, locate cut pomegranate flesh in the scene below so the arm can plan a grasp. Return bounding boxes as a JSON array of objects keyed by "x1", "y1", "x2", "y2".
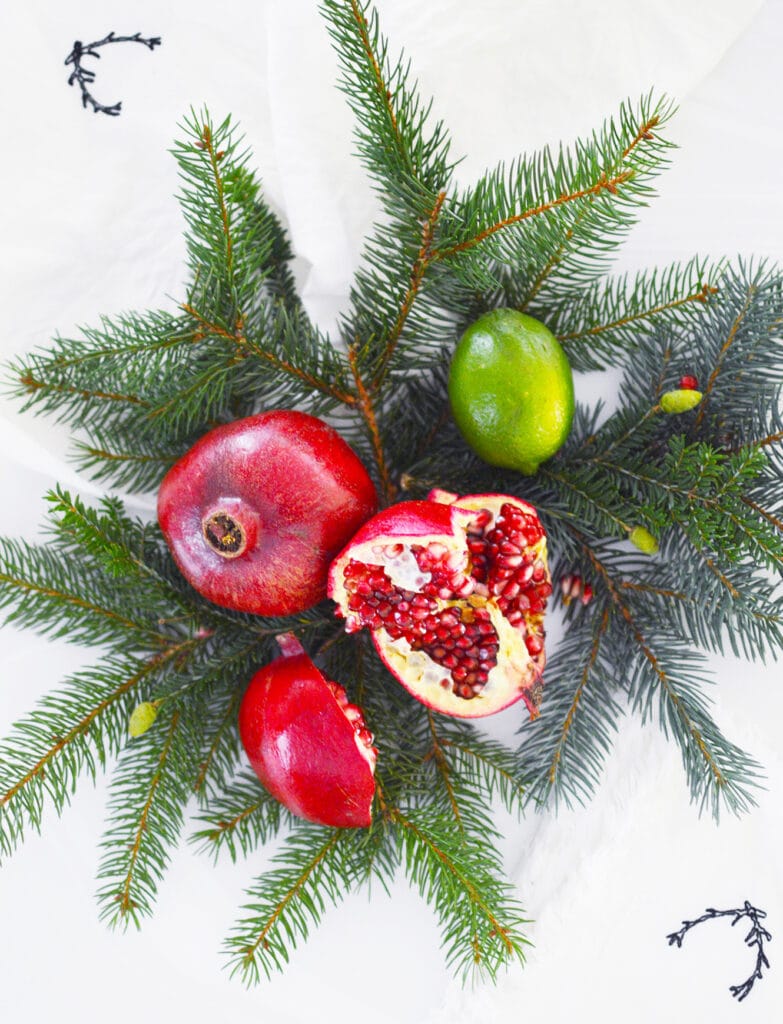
[
  {"x1": 239, "y1": 634, "x2": 377, "y2": 828},
  {"x1": 329, "y1": 492, "x2": 550, "y2": 719}
]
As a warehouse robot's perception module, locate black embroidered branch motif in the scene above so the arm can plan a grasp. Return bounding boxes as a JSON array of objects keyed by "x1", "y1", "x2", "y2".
[
  {"x1": 64, "y1": 32, "x2": 162, "y2": 116},
  {"x1": 666, "y1": 901, "x2": 771, "y2": 1001}
]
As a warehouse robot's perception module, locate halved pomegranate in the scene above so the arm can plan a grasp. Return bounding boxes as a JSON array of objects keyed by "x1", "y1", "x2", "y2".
[
  {"x1": 328, "y1": 490, "x2": 550, "y2": 719},
  {"x1": 238, "y1": 634, "x2": 377, "y2": 828}
]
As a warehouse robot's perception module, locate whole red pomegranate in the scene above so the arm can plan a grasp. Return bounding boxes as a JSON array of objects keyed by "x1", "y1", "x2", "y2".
[
  {"x1": 328, "y1": 489, "x2": 550, "y2": 719},
  {"x1": 158, "y1": 411, "x2": 377, "y2": 616},
  {"x1": 239, "y1": 634, "x2": 377, "y2": 827}
]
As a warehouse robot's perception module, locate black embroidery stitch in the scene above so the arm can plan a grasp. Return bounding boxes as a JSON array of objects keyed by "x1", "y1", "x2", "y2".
[
  {"x1": 666, "y1": 901, "x2": 771, "y2": 1001},
  {"x1": 64, "y1": 32, "x2": 162, "y2": 116}
]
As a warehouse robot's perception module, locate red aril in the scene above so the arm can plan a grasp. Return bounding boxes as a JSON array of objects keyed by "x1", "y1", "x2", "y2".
[
  {"x1": 328, "y1": 490, "x2": 550, "y2": 719},
  {"x1": 238, "y1": 634, "x2": 377, "y2": 828},
  {"x1": 158, "y1": 411, "x2": 377, "y2": 616}
]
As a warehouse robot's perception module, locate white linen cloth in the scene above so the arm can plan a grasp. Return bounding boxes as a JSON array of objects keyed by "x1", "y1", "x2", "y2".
[{"x1": 0, "y1": 2, "x2": 780, "y2": 1022}]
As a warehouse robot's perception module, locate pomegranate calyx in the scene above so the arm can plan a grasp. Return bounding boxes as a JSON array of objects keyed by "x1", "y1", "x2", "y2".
[{"x1": 274, "y1": 632, "x2": 306, "y2": 659}]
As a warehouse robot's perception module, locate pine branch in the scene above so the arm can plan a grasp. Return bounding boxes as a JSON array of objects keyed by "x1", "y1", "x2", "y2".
[
  {"x1": 389, "y1": 801, "x2": 529, "y2": 981},
  {"x1": 435, "y1": 171, "x2": 634, "y2": 261},
  {"x1": 373, "y1": 189, "x2": 447, "y2": 388},
  {"x1": 436, "y1": 733, "x2": 527, "y2": 815},
  {"x1": 547, "y1": 258, "x2": 721, "y2": 371},
  {"x1": 0, "y1": 537, "x2": 167, "y2": 648},
  {"x1": 0, "y1": 638, "x2": 203, "y2": 858},
  {"x1": 321, "y1": 0, "x2": 455, "y2": 212},
  {"x1": 96, "y1": 701, "x2": 198, "y2": 928},
  {"x1": 518, "y1": 608, "x2": 624, "y2": 809},
  {"x1": 181, "y1": 302, "x2": 356, "y2": 408},
  {"x1": 224, "y1": 825, "x2": 358, "y2": 984},
  {"x1": 190, "y1": 770, "x2": 288, "y2": 863},
  {"x1": 192, "y1": 688, "x2": 244, "y2": 804},
  {"x1": 437, "y1": 93, "x2": 676, "y2": 302},
  {"x1": 581, "y1": 540, "x2": 763, "y2": 816}
]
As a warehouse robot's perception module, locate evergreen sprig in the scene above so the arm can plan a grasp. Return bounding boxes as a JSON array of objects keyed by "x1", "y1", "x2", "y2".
[{"x1": 1, "y1": 0, "x2": 781, "y2": 986}]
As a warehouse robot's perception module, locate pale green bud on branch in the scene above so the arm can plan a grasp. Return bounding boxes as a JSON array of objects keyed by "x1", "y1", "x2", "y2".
[
  {"x1": 128, "y1": 701, "x2": 159, "y2": 737},
  {"x1": 660, "y1": 388, "x2": 703, "y2": 414},
  {"x1": 629, "y1": 525, "x2": 659, "y2": 554}
]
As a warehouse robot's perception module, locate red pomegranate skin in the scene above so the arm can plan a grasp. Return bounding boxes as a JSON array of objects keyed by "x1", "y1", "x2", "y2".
[
  {"x1": 239, "y1": 640, "x2": 376, "y2": 828},
  {"x1": 158, "y1": 411, "x2": 377, "y2": 616}
]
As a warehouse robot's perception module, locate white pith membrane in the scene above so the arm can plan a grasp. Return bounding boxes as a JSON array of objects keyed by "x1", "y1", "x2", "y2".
[
  {"x1": 325, "y1": 679, "x2": 378, "y2": 771},
  {"x1": 333, "y1": 496, "x2": 550, "y2": 719}
]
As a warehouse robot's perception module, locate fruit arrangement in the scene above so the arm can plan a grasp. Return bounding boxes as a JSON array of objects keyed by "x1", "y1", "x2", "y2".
[
  {"x1": 155, "y1": 405, "x2": 555, "y2": 824},
  {"x1": 2, "y1": 0, "x2": 781, "y2": 992}
]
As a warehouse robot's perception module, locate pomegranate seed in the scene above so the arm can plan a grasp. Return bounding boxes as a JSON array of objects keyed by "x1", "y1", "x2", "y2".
[
  {"x1": 526, "y1": 635, "x2": 543, "y2": 656},
  {"x1": 499, "y1": 553, "x2": 524, "y2": 569}
]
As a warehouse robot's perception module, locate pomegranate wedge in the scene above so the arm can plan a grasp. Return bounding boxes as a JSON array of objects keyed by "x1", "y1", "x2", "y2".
[
  {"x1": 328, "y1": 491, "x2": 551, "y2": 719},
  {"x1": 239, "y1": 634, "x2": 377, "y2": 827}
]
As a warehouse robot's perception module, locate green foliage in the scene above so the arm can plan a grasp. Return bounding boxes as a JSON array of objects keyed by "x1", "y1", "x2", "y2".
[
  {"x1": 224, "y1": 824, "x2": 362, "y2": 983},
  {"x1": 96, "y1": 698, "x2": 202, "y2": 929},
  {"x1": 1, "y1": 0, "x2": 782, "y2": 990}
]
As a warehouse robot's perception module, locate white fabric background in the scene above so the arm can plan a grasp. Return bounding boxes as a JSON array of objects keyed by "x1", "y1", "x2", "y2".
[{"x1": 0, "y1": 2, "x2": 781, "y2": 1022}]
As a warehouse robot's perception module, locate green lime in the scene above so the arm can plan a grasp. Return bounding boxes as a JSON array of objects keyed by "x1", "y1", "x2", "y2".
[{"x1": 448, "y1": 309, "x2": 575, "y2": 475}]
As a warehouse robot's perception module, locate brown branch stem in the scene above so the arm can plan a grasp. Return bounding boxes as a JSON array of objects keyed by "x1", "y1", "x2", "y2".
[
  {"x1": 695, "y1": 287, "x2": 755, "y2": 428},
  {"x1": 243, "y1": 831, "x2": 341, "y2": 960},
  {"x1": 427, "y1": 712, "x2": 463, "y2": 834},
  {"x1": 389, "y1": 807, "x2": 514, "y2": 954},
  {"x1": 374, "y1": 190, "x2": 446, "y2": 387},
  {"x1": 181, "y1": 303, "x2": 357, "y2": 406},
  {"x1": 348, "y1": 345, "x2": 396, "y2": 503},
  {"x1": 119, "y1": 710, "x2": 181, "y2": 914},
  {"x1": 434, "y1": 171, "x2": 633, "y2": 261},
  {"x1": 200, "y1": 124, "x2": 233, "y2": 278},
  {"x1": 557, "y1": 284, "x2": 717, "y2": 343},
  {"x1": 1, "y1": 637, "x2": 200, "y2": 810},
  {"x1": 547, "y1": 608, "x2": 610, "y2": 784}
]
